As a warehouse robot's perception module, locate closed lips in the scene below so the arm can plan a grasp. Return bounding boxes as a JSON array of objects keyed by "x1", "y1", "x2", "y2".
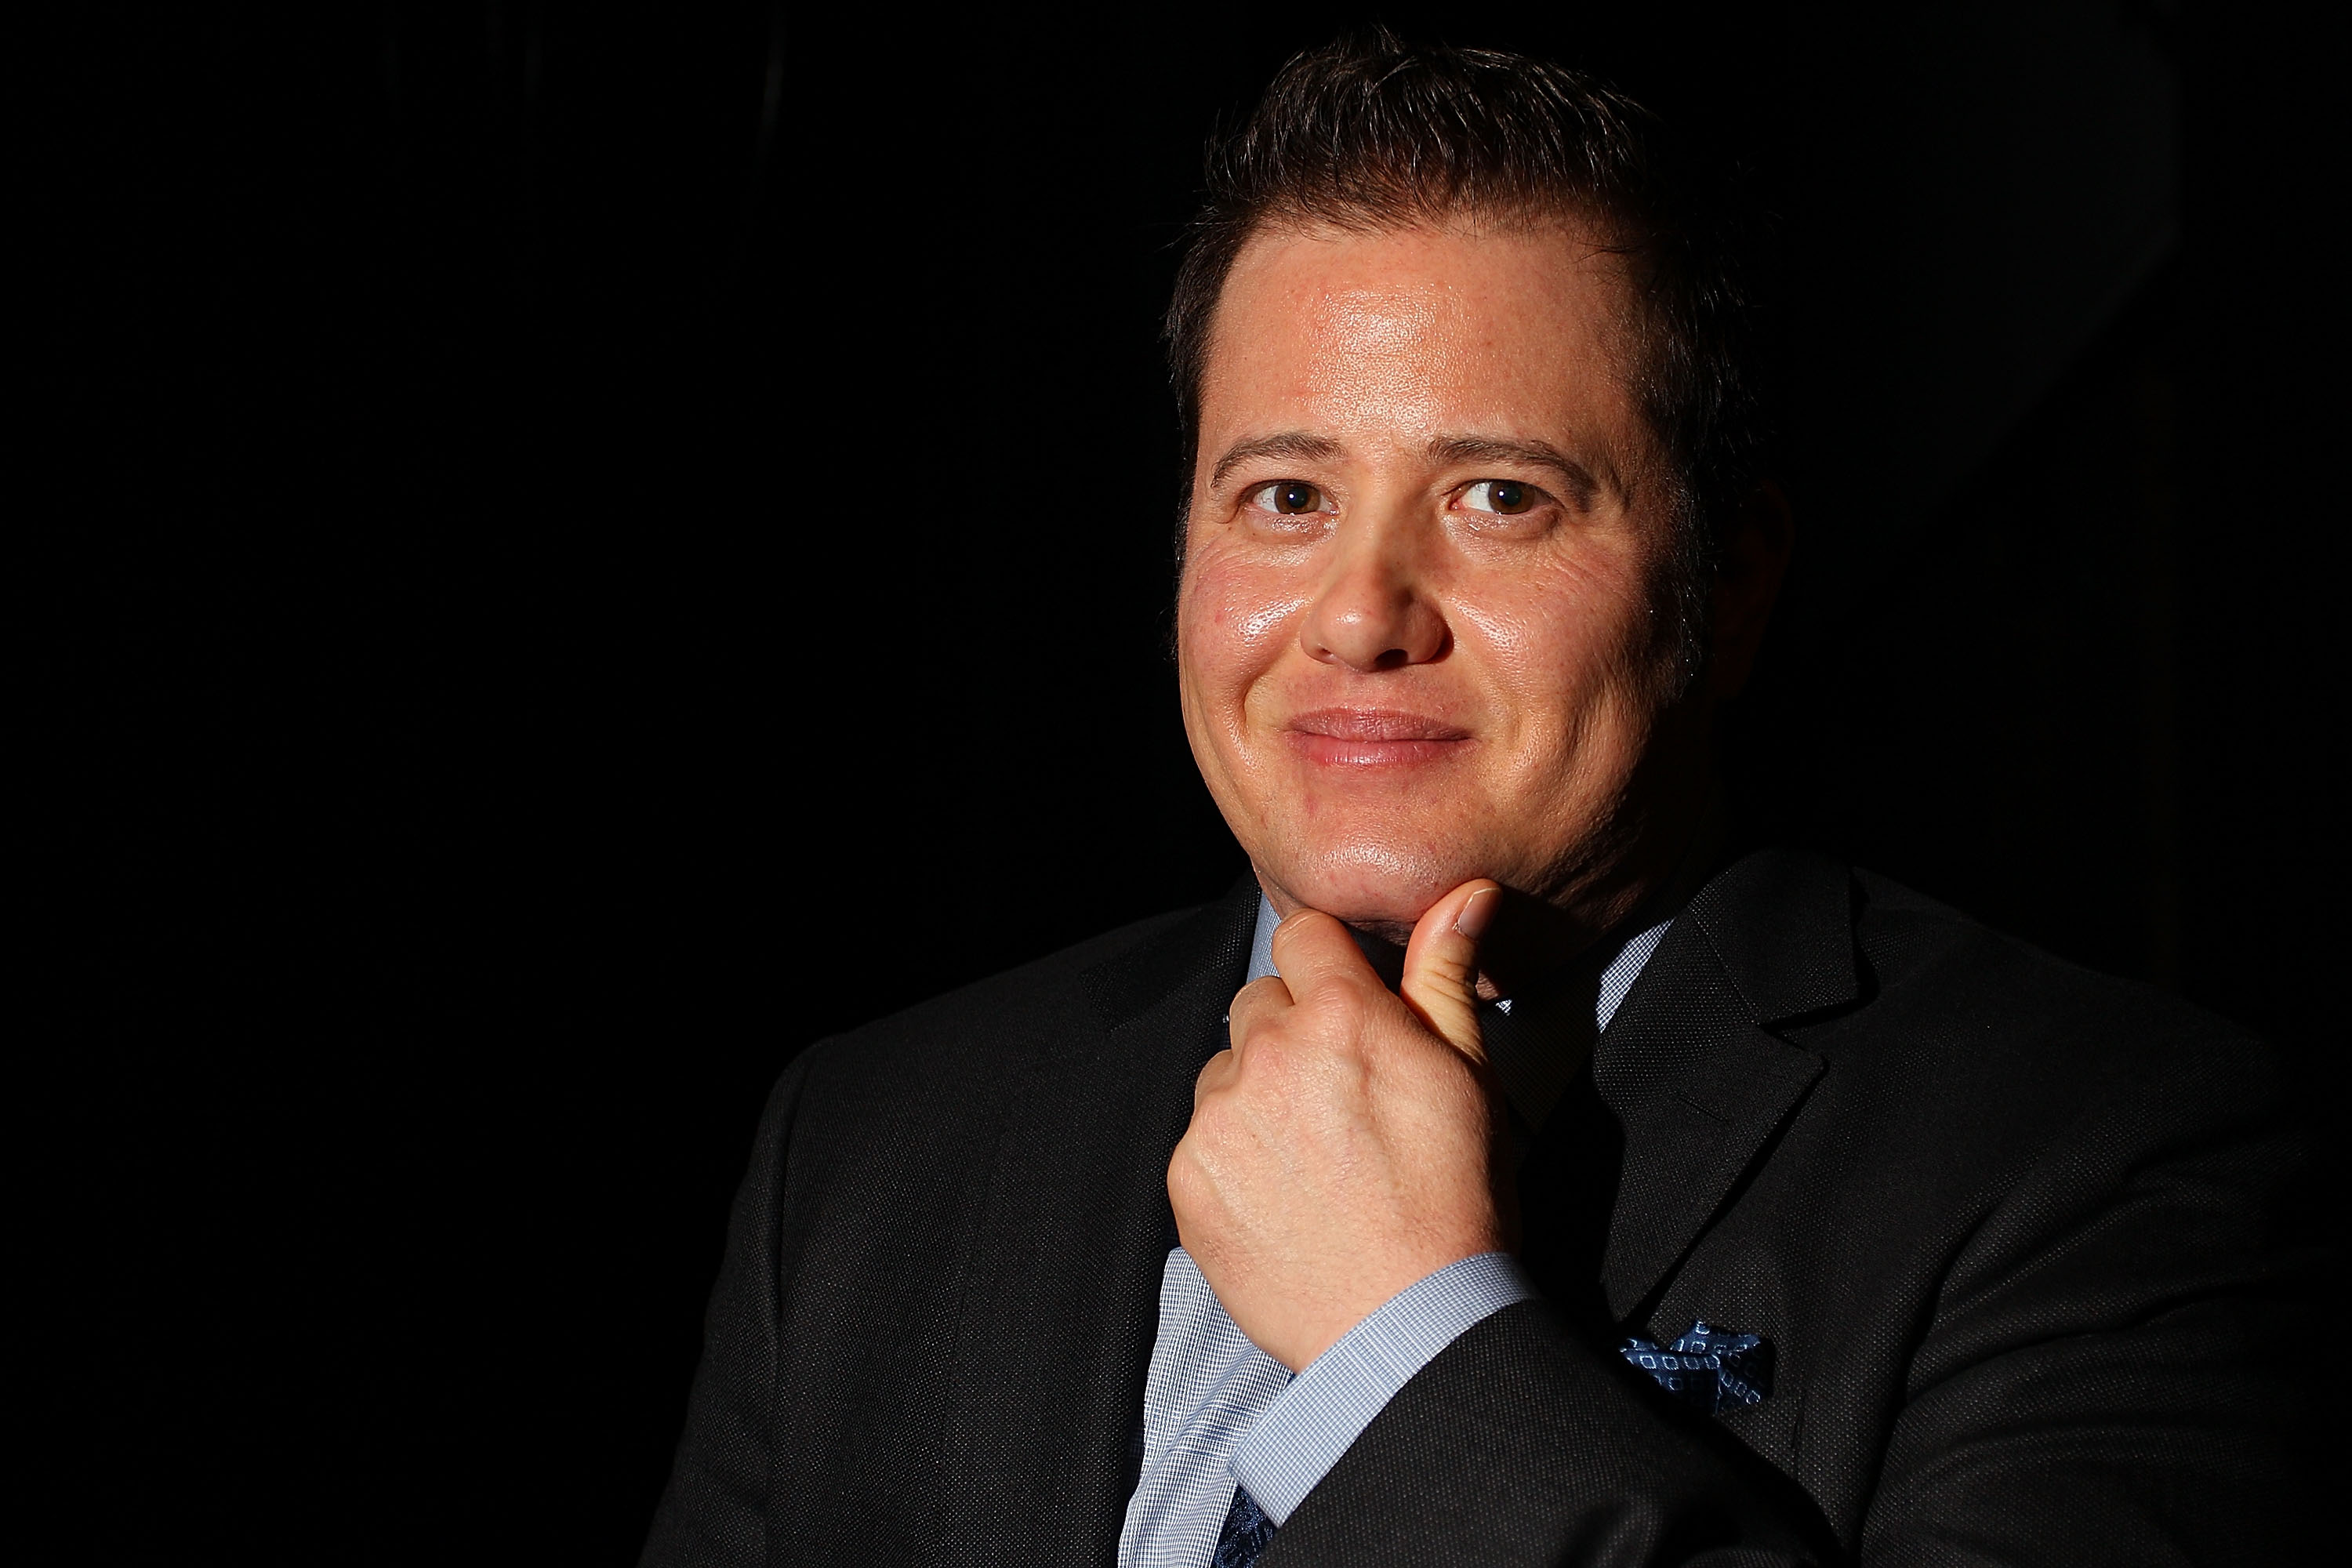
[{"x1": 1284, "y1": 710, "x2": 1473, "y2": 765}]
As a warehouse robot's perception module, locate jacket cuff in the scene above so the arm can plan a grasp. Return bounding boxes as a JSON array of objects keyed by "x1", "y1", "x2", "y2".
[{"x1": 1230, "y1": 1252, "x2": 1532, "y2": 1523}]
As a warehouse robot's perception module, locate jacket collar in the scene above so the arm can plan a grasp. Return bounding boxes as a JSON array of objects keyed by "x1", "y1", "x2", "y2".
[
  {"x1": 1589, "y1": 849, "x2": 1858, "y2": 1320},
  {"x1": 1685, "y1": 848, "x2": 1860, "y2": 1026},
  {"x1": 1082, "y1": 875, "x2": 1261, "y2": 1037},
  {"x1": 931, "y1": 880, "x2": 1258, "y2": 1552}
]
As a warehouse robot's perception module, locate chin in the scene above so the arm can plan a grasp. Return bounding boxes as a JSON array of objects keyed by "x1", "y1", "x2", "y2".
[{"x1": 1265, "y1": 836, "x2": 1477, "y2": 935}]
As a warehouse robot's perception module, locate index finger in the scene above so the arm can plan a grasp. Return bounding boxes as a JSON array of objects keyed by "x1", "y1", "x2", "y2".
[{"x1": 1265, "y1": 907, "x2": 1381, "y2": 997}]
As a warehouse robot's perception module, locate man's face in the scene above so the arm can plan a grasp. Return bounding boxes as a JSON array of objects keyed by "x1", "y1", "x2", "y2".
[{"x1": 1176, "y1": 221, "x2": 1693, "y2": 937}]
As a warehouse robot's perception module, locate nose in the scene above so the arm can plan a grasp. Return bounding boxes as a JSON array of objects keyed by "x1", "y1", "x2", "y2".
[{"x1": 1298, "y1": 524, "x2": 1449, "y2": 673}]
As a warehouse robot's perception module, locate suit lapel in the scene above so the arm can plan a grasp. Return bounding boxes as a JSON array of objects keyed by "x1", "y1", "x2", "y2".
[
  {"x1": 1589, "y1": 851, "x2": 1857, "y2": 1322},
  {"x1": 931, "y1": 882, "x2": 1255, "y2": 1560}
]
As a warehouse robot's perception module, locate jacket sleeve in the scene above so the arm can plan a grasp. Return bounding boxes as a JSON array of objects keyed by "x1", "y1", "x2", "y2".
[
  {"x1": 1849, "y1": 1034, "x2": 2315, "y2": 1566},
  {"x1": 1259, "y1": 1299, "x2": 1832, "y2": 1566},
  {"x1": 638, "y1": 1054, "x2": 813, "y2": 1568},
  {"x1": 1262, "y1": 1038, "x2": 2318, "y2": 1567}
]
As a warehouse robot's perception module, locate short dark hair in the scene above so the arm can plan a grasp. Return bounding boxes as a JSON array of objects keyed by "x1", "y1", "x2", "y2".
[{"x1": 1166, "y1": 29, "x2": 1769, "y2": 633}]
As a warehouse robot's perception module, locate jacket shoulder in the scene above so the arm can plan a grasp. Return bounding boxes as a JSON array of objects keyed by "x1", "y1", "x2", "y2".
[
  {"x1": 789, "y1": 901, "x2": 1217, "y2": 1100},
  {"x1": 1848, "y1": 867, "x2": 2252, "y2": 1048},
  {"x1": 1814, "y1": 867, "x2": 2282, "y2": 1144}
]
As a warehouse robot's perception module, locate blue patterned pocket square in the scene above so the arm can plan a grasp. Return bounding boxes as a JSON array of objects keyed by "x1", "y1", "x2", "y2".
[{"x1": 1620, "y1": 1320, "x2": 1774, "y2": 1414}]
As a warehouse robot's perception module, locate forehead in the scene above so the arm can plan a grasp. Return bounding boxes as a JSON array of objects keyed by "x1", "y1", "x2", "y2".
[{"x1": 1200, "y1": 220, "x2": 1638, "y2": 448}]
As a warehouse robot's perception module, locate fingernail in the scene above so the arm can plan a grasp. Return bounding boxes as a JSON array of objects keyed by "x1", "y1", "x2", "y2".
[{"x1": 1454, "y1": 886, "x2": 1500, "y2": 942}]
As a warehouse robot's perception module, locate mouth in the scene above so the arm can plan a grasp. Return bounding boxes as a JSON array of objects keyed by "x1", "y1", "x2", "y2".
[{"x1": 1283, "y1": 707, "x2": 1475, "y2": 768}]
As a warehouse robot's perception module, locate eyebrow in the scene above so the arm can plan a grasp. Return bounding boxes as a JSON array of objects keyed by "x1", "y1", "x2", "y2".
[
  {"x1": 1425, "y1": 435, "x2": 1601, "y2": 504},
  {"x1": 1208, "y1": 431, "x2": 1344, "y2": 490}
]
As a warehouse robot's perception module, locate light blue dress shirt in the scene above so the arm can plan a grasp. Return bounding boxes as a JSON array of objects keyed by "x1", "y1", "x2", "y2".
[{"x1": 1116, "y1": 897, "x2": 1671, "y2": 1567}]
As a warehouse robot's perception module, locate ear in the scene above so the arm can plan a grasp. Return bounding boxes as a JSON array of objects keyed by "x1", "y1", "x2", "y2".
[{"x1": 1706, "y1": 480, "x2": 1794, "y2": 700}]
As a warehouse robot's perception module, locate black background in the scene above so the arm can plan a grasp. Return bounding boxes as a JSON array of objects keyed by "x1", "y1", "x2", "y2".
[{"x1": 19, "y1": 3, "x2": 2345, "y2": 1561}]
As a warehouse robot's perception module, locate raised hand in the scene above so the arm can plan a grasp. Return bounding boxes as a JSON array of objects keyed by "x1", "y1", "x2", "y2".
[{"x1": 1168, "y1": 879, "x2": 1506, "y2": 1371}]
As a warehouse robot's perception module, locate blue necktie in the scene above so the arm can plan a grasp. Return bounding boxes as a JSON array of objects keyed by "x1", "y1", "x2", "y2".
[{"x1": 1212, "y1": 1484, "x2": 1277, "y2": 1568}]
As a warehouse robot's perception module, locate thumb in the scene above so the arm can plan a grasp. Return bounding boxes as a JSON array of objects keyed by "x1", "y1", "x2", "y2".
[{"x1": 1399, "y1": 879, "x2": 1501, "y2": 1062}]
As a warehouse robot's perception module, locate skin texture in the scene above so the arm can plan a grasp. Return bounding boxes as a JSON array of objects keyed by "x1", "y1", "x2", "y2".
[{"x1": 1167, "y1": 220, "x2": 1790, "y2": 1370}]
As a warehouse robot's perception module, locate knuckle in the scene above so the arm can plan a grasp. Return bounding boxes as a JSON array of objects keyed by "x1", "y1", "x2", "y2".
[
  {"x1": 1231, "y1": 1030, "x2": 1287, "y2": 1088},
  {"x1": 1420, "y1": 949, "x2": 1475, "y2": 989},
  {"x1": 1301, "y1": 969, "x2": 1369, "y2": 1016},
  {"x1": 1166, "y1": 1156, "x2": 1206, "y2": 1213},
  {"x1": 1192, "y1": 1054, "x2": 1235, "y2": 1108}
]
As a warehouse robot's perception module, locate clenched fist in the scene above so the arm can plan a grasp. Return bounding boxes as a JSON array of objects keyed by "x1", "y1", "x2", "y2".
[{"x1": 1167, "y1": 879, "x2": 1508, "y2": 1371}]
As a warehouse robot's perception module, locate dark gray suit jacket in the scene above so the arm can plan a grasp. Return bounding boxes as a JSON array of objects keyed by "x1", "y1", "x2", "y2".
[{"x1": 642, "y1": 851, "x2": 2315, "y2": 1564}]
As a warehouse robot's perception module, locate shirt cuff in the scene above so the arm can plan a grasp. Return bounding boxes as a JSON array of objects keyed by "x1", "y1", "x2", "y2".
[{"x1": 1229, "y1": 1251, "x2": 1533, "y2": 1524}]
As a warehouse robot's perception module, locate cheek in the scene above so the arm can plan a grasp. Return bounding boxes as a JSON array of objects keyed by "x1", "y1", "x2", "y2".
[
  {"x1": 1454, "y1": 556, "x2": 1646, "y2": 696},
  {"x1": 1446, "y1": 551, "x2": 1670, "y2": 775},
  {"x1": 1178, "y1": 541, "x2": 1312, "y2": 694}
]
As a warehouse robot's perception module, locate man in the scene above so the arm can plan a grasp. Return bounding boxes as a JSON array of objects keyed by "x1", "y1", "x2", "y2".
[{"x1": 643, "y1": 34, "x2": 2310, "y2": 1566}]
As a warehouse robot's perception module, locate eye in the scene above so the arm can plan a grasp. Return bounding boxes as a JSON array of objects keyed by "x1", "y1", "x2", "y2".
[
  {"x1": 1461, "y1": 480, "x2": 1540, "y2": 515},
  {"x1": 1247, "y1": 481, "x2": 1330, "y2": 516}
]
